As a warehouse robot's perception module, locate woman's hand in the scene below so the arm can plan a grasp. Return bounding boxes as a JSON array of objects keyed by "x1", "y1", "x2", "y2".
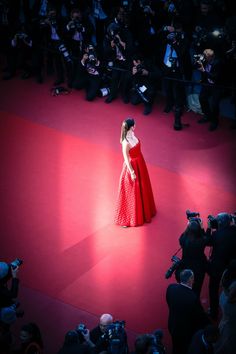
[{"x1": 130, "y1": 170, "x2": 136, "y2": 181}]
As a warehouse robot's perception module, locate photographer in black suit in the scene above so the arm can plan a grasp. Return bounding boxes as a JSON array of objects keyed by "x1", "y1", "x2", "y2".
[
  {"x1": 126, "y1": 53, "x2": 160, "y2": 115},
  {"x1": 197, "y1": 48, "x2": 223, "y2": 131},
  {"x1": 103, "y1": 22, "x2": 132, "y2": 104},
  {"x1": 166, "y1": 269, "x2": 209, "y2": 354},
  {"x1": 178, "y1": 218, "x2": 211, "y2": 298},
  {"x1": 207, "y1": 212, "x2": 236, "y2": 320},
  {"x1": 159, "y1": 21, "x2": 190, "y2": 130},
  {"x1": 73, "y1": 44, "x2": 102, "y2": 101}
]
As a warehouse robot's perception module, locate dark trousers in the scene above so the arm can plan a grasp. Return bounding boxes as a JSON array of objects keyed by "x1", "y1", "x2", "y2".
[
  {"x1": 108, "y1": 63, "x2": 129, "y2": 99},
  {"x1": 199, "y1": 85, "x2": 222, "y2": 123},
  {"x1": 209, "y1": 269, "x2": 223, "y2": 319},
  {"x1": 73, "y1": 73, "x2": 101, "y2": 101}
]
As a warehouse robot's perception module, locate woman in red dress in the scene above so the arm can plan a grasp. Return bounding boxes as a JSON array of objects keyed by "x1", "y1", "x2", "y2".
[{"x1": 114, "y1": 118, "x2": 156, "y2": 227}]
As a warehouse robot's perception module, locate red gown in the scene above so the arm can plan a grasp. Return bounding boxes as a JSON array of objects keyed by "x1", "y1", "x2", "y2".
[{"x1": 114, "y1": 140, "x2": 156, "y2": 227}]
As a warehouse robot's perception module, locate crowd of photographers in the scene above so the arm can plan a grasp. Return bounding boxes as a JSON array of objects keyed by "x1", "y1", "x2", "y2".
[
  {"x1": 1, "y1": 209, "x2": 236, "y2": 354},
  {"x1": 0, "y1": 261, "x2": 166, "y2": 354},
  {"x1": 165, "y1": 210, "x2": 236, "y2": 354},
  {"x1": 0, "y1": 0, "x2": 236, "y2": 130}
]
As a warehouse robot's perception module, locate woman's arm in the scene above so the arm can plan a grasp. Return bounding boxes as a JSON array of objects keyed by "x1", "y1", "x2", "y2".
[{"x1": 122, "y1": 141, "x2": 136, "y2": 180}]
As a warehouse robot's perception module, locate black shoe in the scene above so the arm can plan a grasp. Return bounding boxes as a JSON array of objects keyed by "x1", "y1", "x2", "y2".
[
  {"x1": 21, "y1": 71, "x2": 31, "y2": 79},
  {"x1": 198, "y1": 116, "x2": 210, "y2": 124},
  {"x1": 143, "y1": 105, "x2": 152, "y2": 115},
  {"x1": 54, "y1": 79, "x2": 64, "y2": 86},
  {"x1": 208, "y1": 122, "x2": 218, "y2": 131},
  {"x1": 122, "y1": 96, "x2": 130, "y2": 104},
  {"x1": 36, "y1": 74, "x2": 43, "y2": 84},
  {"x1": 105, "y1": 95, "x2": 114, "y2": 103},
  {"x1": 174, "y1": 122, "x2": 183, "y2": 131},
  {"x1": 163, "y1": 105, "x2": 172, "y2": 113},
  {"x1": 2, "y1": 72, "x2": 15, "y2": 80}
]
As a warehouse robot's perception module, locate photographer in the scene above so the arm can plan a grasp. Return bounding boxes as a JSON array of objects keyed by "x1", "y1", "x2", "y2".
[
  {"x1": 166, "y1": 269, "x2": 209, "y2": 354},
  {"x1": 90, "y1": 313, "x2": 113, "y2": 353},
  {"x1": 134, "y1": 331, "x2": 166, "y2": 354},
  {"x1": 207, "y1": 212, "x2": 236, "y2": 320},
  {"x1": 0, "y1": 261, "x2": 20, "y2": 309},
  {"x1": 3, "y1": 23, "x2": 33, "y2": 81},
  {"x1": 57, "y1": 327, "x2": 95, "y2": 354},
  {"x1": 127, "y1": 54, "x2": 160, "y2": 115},
  {"x1": 159, "y1": 21, "x2": 190, "y2": 130},
  {"x1": 40, "y1": 7, "x2": 70, "y2": 86},
  {"x1": 72, "y1": 44, "x2": 102, "y2": 101},
  {"x1": 103, "y1": 22, "x2": 132, "y2": 104},
  {"x1": 66, "y1": 8, "x2": 93, "y2": 85},
  {"x1": 196, "y1": 48, "x2": 224, "y2": 131},
  {"x1": 90, "y1": 314, "x2": 128, "y2": 354},
  {"x1": 178, "y1": 217, "x2": 211, "y2": 297}
]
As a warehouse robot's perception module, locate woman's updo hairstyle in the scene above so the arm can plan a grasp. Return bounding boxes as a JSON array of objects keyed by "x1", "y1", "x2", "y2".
[{"x1": 120, "y1": 118, "x2": 135, "y2": 143}]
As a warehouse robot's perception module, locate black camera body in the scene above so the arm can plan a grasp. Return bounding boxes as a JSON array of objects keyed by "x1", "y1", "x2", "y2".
[
  {"x1": 165, "y1": 255, "x2": 182, "y2": 279},
  {"x1": 102, "y1": 321, "x2": 127, "y2": 354},
  {"x1": 69, "y1": 19, "x2": 84, "y2": 32},
  {"x1": 10, "y1": 258, "x2": 23, "y2": 269},
  {"x1": 136, "y1": 64, "x2": 144, "y2": 75},
  {"x1": 193, "y1": 54, "x2": 206, "y2": 68},
  {"x1": 75, "y1": 323, "x2": 87, "y2": 343}
]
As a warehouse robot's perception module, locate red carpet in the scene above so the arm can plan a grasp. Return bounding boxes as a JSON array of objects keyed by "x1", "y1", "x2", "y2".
[{"x1": 0, "y1": 77, "x2": 236, "y2": 353}]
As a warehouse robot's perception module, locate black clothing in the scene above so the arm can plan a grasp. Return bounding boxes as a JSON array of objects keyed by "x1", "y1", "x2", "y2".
[
  {"x1": 207, "y1": 225, "x2": 236, "y2": 319},
  {"x1": 159, "y1": 29, "x2": 190, "y2": 129},
  {"x1": 0, "y1": 278, "x2": 19, "y2": 308},
  {"x1": 128, "y1": 61, "x2": 160, "y2": 114},
  {"x1": 179, "y1": 232, "x2": 210, "y2": 297},
  {"x1": 73, "y1": 59, "x2": 102, "y2": 101},
  {"x1": 166, "y1": 283, "x2": 209, "y2": 354},
  {"x1": 90, "y1": 326, "x2": 108, "y2": 354},
  {"x1": 188, "y1": 329, "x2": 214, "y2": 354},
  {"x1": 199, "y1": 56, "x2": 223, "y2": 127},
  {"x1": 57, "y1": 342, "x2": 92, "y2": 354}
]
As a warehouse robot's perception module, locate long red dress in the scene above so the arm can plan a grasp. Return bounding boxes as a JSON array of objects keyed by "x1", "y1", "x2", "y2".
[{"x1": 114, "y1": 140, "x2": 156, "y2": 227}]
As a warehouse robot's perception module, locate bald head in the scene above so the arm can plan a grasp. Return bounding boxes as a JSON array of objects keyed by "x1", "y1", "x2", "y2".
[{"x1": 99, "y1": 314, "x2": 113, "y2": 332}]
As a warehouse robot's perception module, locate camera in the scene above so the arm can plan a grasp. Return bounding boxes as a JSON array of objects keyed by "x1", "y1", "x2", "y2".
[
  {"x1": 15, "y1": 32, "x2": 27, "y2": 40},
  {"x1": 87, "y1": 45, "x2": 97, "y2": 64},
  {"x1": 69, "y1": 19, "x2": 84, "y2": 32},
  {"x1": 193, "y1": 53, "x2": 206, "y2": 68},
  {"x1": 10, "y1": 258, "x2": 23, "y2": 269},
  {"x1": 165, "y1": 255, "x2": 182, "y2": 279},
  {"x1": 76, "y1": 323, "x2": 87, "y2": 334},
  {"x1": 136, "y1": 64, "x2": 144, "y2": 75},
  {"x1": 75, "y1": 323, "x2": 87, "y2": 343},
  {"x1": 102, "y1": 321, "x2": 127, "y2": 354}
]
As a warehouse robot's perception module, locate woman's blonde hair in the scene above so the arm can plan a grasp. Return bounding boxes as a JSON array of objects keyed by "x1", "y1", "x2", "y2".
[{"x1": 120, "y1": 118, "x2": 135, "y2": 143}]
